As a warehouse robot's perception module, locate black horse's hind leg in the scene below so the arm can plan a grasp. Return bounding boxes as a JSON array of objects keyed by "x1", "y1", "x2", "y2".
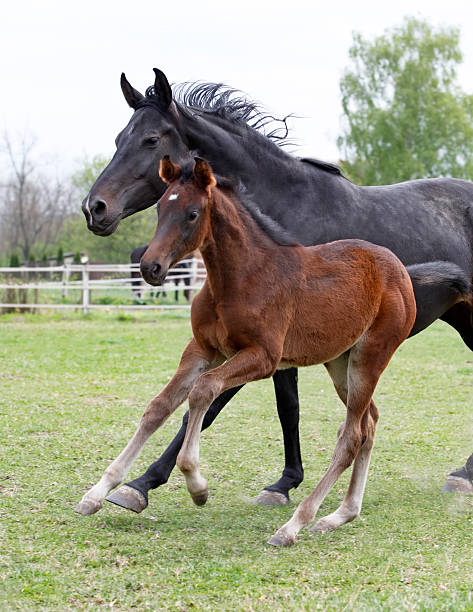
[
  {"x1": 255, "y1": 368, "x2": 303, "y2": 506},
  {"x1": 106, "y1": 385, "x2": 244, "y2": 512},
  {"x1": 440, "y1": 302, "x2": 473, "y2": 494}
]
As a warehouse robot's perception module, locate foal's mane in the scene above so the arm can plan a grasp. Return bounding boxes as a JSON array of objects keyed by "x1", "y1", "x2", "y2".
[
  {"x1": 215, "y1": 176, "x2": 299, "y2": 247},
  {"x1": 177, "y1": 161, "x2": 298, "y2": 247}
]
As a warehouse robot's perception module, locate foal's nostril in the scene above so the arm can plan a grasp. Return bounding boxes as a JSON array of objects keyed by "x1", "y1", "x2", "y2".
[
  {"x1": 89, "y1": 198, "x2": 108, "y2": 221},
  {"x1": 141, "y1": 260, "x2": 162, "y2": 282},
  {"x1": 151, "y1": 262, "x2": 162, "y2": 278}
]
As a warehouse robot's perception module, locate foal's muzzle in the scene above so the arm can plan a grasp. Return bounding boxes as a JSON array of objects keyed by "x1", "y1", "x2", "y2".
[{"x1": 140, "y1": 259, "x2": 167, "y2": 286}]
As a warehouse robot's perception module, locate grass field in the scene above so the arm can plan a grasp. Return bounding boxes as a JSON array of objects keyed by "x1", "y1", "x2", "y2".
[{"x1": 1, "y1": 312, "x2": 472, "y2": 610}]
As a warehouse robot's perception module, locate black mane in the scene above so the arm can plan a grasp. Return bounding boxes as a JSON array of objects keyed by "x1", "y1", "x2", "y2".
[{"x1": 145, "y1": 81, "x2": 293, "y2": 147}]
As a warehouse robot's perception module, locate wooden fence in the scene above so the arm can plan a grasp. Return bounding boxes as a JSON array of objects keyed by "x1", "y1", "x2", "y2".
[{"x1": 0, "y1": 259, "x2": 206, "y2": 314}]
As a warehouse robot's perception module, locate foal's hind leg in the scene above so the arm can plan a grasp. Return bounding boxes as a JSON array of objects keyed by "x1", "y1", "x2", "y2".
[
  {"x1": 268, "y1": 335, "x2": 399, "y2": 547},
  {"x1": 313, "y1": 400, "x2": 378, "y2": 533},
  {"x1": 304, "y1": 353, "x2": 378, "y2": 532}
]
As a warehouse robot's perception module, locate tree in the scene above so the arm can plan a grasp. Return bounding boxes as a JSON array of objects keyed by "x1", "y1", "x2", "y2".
[
  {"x1": 0, "y1": 132, "x2": 75, "y2": 261},
  {"x1": 338, "y1": 17, "x2": 473, "y2": 185},
  {"x1": 71, "y1": 154, "x2": 110, "y2": 200}
]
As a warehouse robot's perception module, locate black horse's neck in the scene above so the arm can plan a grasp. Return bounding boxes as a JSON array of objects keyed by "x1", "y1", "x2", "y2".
[{"x1": 177, "y1": 108, "x2": 359, "y2": 244}]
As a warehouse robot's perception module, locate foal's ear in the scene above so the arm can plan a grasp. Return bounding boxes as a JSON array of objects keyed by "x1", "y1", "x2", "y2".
[
  {"x1": 153, "y1": 68, "x2": 173, "y2": 110},
  {"x1": 159, "y1": 155, "x2": 181, "y2": 183},
  {"x1": 193, "y1": 157, "x2": 217, "y2": 190},
  {"x1": 120, "y1": 73, "x2": 145, "y2": 109}
]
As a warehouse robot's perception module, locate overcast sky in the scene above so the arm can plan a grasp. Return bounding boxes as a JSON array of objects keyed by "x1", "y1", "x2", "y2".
[{"x1": 2, "y1": 0, "x2": 473, "y2": 174}]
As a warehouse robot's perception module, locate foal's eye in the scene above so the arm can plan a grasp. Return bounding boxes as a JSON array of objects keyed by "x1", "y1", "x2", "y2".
[
  {"x1": 144, "y1": 136, "x2": 159, "y2": 146},
  {"x1": 188, "y1": 210, "x2": 199, "y2": 222}
]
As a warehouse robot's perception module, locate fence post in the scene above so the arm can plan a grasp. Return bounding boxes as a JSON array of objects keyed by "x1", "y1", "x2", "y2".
[
  {"x1": 62, "y1": 264, "x2": 70, "y2": 299},
  {"x1": 82, "y1": 265, "x2": 89, "y2": 315}
]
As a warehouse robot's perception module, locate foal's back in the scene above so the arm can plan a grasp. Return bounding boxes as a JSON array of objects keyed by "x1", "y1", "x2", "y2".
[{"x1": 280, "y1": 239, "x2": 416, "y2": 367}]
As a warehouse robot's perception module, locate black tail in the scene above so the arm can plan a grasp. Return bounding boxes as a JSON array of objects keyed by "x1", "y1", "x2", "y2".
[{"x1": 406, "y1": 261, "x2": 471, "y2": 337}]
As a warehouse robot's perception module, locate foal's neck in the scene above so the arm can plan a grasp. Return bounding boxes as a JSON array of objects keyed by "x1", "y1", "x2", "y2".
[{"x1": 199, "y1": 188, "x2": 277, "y2": 299}]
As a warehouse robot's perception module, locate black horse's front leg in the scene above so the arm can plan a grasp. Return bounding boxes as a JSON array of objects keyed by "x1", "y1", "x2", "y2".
[
  {"x1": 106, "y1": 385, "x2": 244, "y2": 512},
  {"x1": 255, "y1": 368, "x2": 304, "y2": 506}
]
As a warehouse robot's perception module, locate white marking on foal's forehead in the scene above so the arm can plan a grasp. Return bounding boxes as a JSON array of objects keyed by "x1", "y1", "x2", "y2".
[
  {"x1": 127, "y1": 125, "x2": 135, "y2": 136},
  {"x1": 169, "y1": 193, "x2": 179, "y2": 201}
]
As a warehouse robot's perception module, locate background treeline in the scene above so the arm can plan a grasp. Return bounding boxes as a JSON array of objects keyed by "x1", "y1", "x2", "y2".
[{"x1": 2, "y1": 17, "x2": 473, "y2": 265}]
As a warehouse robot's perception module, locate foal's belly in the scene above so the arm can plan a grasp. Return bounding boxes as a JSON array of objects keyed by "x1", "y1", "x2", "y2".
[{"x1": 279, "y1": 312, "x2": 372, "y2": 367}]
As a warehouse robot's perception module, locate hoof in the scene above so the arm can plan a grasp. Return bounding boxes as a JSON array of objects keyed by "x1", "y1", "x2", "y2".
[
  {"x1": 106, "y1": 485, "x2": 148, "y2": 513},
  {"x1": 191, "y1": 490, "x2": 208, "y2": 506},
  {"x1": 267, "y1": 531, "x2": 295, "y2": 547},
  {"x1": 442, "y1": 476, "x2": 473, "y2": 494},
  {"x1": 74, "y1": 498, "x2": 103, "y2": 515},
  {"x1": 254, "y1": 490, "x2": 289, "y2": 507}
]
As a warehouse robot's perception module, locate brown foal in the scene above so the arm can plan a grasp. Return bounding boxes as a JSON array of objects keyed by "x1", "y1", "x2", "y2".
[{"x1": 76, "y1": 156, "x2": 416, "y2": 546}]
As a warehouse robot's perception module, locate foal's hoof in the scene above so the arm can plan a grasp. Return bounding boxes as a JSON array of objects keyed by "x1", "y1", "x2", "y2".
[
  {"x1": 74, "y1": 498, "x2": 102, "y2": 515},
  {"x1": 267, "y1": 530, "x2": 295, "y2": 547},
  {"x1": 254, "y1": 490, "x2": 289, "y2": 507},
  {"x1": 191, "y1": 491, "x2": 209, "y2": 506},
  {"x1": 106, "y1": 485, "x2": 148, "y2": 513},
  {"x1": 442, "y1": 476, "x2": 473, "y2": 494}
]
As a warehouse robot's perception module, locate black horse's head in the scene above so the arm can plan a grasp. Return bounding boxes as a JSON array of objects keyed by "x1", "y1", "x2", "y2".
[{"x1": 82, "y1": 69, "x2": 190, "y2": 236}]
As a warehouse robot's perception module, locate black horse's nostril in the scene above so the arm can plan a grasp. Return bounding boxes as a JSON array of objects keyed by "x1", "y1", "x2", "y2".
[{"x1": 89, "y1": 198, "x2": 108, "y2": 221}]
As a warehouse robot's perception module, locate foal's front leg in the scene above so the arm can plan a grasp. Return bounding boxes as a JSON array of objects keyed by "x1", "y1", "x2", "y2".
[
  {"x1": 176, "y1": 347, "x2": 277, "y2": 505},
  {"x1": 75, "y1": 340, "x2": 214, "y2": 515}
]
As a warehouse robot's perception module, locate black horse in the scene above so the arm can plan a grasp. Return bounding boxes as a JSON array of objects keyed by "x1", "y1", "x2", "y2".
[
  {"x1": 81, "y1": 69, "x2": 473, "y2": 514},
  {"x1": 130, "y1": 245, "x2": 192, "y2": 302}
]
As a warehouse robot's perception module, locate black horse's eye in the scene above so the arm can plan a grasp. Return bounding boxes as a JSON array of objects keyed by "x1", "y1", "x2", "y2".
[
  {"x1": 144, "y1": 136, "x2": 159, "y2": 146},
  {"x1": 188, "y1": 210, "x2": 199, "y2": 222}
]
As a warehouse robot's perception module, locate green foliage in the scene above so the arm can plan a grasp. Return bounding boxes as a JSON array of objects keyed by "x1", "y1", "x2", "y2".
[
  {"x1": 338, "y1": 17, "x2": 473, "y2": 185},
  {"x1": 71, "y1": 154, "x2": 110, "y2": 199},
  {"x1": 9, "y1": 253, "x2": 20, "y2": 267}
]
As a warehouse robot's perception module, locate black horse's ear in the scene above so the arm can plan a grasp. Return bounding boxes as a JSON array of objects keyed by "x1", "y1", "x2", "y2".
[
  {"x1": 120, "y1": 73, "x2": 145, "y2": 109},
  {"x1": 193, "y1": 157, "x2": 216, "y2": 190},
  {"x1": 153, "y1": 68, "x2": 173, "y2": 110},
  {"x1": 159, "y1": 155, "x2": 181, "y2": 184}
]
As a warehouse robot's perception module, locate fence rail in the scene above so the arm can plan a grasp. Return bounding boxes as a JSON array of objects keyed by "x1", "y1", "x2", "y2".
[{"x1": 0, "y1": 260, "x2": 206, "y2": 314}]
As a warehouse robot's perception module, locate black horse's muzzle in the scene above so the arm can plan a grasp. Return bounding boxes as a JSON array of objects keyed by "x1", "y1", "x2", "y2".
[{"x1": 82, "y1": 195, "x2": 121, "y2": 236}]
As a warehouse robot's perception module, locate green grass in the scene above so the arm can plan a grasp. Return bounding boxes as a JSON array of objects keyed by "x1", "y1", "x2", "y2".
[{"x1": 1, "y1": 313, "x2": 472, "y2": 610}]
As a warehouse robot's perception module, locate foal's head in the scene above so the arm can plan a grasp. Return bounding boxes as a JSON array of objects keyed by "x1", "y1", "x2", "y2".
[{"x1": 141, "y1": 156, "x2": 216, "y2": 286}]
